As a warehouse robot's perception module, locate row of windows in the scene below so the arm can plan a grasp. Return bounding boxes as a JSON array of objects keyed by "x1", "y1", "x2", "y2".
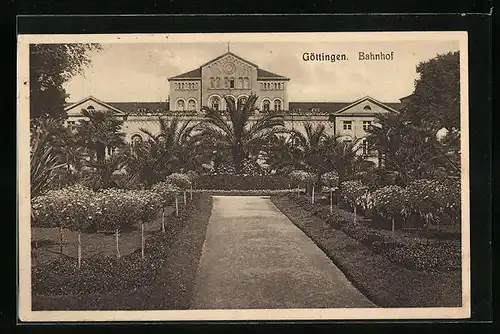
[
  {"x1": 210, "y1": 77, "x2": 250, "y2": 89},
  {"x1": 342, "y1": 120, "x2": 372, "y2": 131},
  {"x1": 208, "y1": 96, "x2": 283, "y2": 111},
  {"x1": 260, "y1": 82, "x2": 284, "y2": 90},
  {"x1": 174, "y1": 82, "x2": 198, "y2": 90},
  {"x1": 175, "y1": 98, "x2": 197, "y2": 111},
  {"x1": 209, "y1": 95, "x2": 249, "y2": 111}
]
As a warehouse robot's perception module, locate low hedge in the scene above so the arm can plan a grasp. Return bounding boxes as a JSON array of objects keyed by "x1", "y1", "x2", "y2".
[
  {"x1": 32, "y1": 195, "x2": 199, "y2": 296},
  {"x1": 287, "y1": 193, "x2": 461, "y2": 272},
  {"x1": 196, "y1": 174, "x2": 292, "y2": 190}
]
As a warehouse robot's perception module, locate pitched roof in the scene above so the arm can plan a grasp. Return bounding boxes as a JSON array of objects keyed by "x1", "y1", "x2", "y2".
[
  {"x1": 289, "y1": 100, "x2": 401, "y2": 113},
  {"x1": 168, "y1": 51, "x2": 289, "y2": 81},
  {"x1": 63, "y1": 96, "x2": 127, "y2": 115},
  {"x1": 64, "y1": 100, "x2": 168, "y2": 114},
  {"x1": 332, "y1": 96, "x2": 400, "y2": 115},
  {"x1": 257, "y1": 68, "x2": 289, "y2": 80},
  {"x1": 168, "y1": 68, "x2": 202, "y2": 80}
]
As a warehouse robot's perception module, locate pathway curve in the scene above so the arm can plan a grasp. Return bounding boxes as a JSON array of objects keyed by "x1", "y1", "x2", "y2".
[{"x1": 191, "y1": 196, "x2": 375, "y2": 309}]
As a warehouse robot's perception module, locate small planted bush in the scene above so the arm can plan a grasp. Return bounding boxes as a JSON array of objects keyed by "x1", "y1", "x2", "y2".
[
  {"x1": 371, "y1": 185, "x2": 409, "y2": 231},
  {"x1": 340, "y1": 180, "x2": 369, "y2": 224},
  {"x1": 406, "y1": 179, "x2": 460, "y2": 227},
  {"x1": 321, "y1": 171, "x2": 340, "y2": 213}
]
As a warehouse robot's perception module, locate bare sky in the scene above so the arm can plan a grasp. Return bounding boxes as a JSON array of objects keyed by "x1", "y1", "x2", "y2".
[{"x1": 64, "y1": 40, "x2": 459, "y2": 103}]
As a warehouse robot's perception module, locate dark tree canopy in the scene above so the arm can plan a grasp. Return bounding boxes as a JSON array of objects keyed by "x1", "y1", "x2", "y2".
[
  {"x1": 404, "y1": 51, "x2": 460, "y2": 132},
  {"x1": 29, "y1": 43, "x2": 102, "y2": 120}
]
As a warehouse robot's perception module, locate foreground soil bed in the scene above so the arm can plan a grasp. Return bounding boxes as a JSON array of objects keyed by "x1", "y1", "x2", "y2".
[
  {"x1": 271, "y1": 195, "x2": 462, "y2": 308},
  {"x1": 32, "y1": 194, "x2": 213, "y2": 310}
]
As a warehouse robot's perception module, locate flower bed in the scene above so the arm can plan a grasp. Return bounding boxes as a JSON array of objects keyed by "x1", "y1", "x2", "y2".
[
  {"x1": 286, "y1": 193, "x2": 461, "y2": 272},
  {"x1": 195, "y1": 174, "x2": 292, "y2": 190},
  {"x1": 32, "y1": 195, "x2": 199, "y2": 296}
]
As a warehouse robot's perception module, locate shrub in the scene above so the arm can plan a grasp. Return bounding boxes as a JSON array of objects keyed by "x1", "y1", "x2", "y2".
[
  {"x1": 370, "y1": 185, "x2": 409, "y2": 231},
  {"x1": 151, "y1": 181, "x2": 179, "y2": 207},
  {"x1": 165, "y1": 173, "x2": 192, "y2": 190},
  {"x1": 406, "y1": 179, "x2": 460, "y2": 225},
  {"x1": 287, "y1": 194, "x2": 460, "y2": 272},
  {"x1": 340, "y1": 180, "x2": 370, "y2": 209},
  {"x1": 320, "y1": 171, "x2": 340, "y2": 188},
  {"x1": 195, "y1": 174, "x2": 291, "y2": 190}
]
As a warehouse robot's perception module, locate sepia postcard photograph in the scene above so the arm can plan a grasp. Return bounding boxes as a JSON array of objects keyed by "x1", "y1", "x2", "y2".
[{"x1": 17, "y1": 31, "x2": 470, "y2": 322}]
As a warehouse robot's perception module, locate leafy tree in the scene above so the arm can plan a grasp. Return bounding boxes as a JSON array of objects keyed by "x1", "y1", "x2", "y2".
[
  {"x1": 29, "y1": 43, "x2": 101, "y2": 120},
  {"x1": 200, "y1": 94, "x2": 285, "y2": 174},
  {"x1": 404, "y1": 51, "x2": 460, "y2": 133}
]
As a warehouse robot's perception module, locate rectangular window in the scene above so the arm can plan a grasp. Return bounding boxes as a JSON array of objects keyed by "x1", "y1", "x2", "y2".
[
  {"x1": 342, "y1": 120, "x2": 352, "y2": 130},
  {"x1": 363, "y1": 121, "x2": 372, "y2": 130}
]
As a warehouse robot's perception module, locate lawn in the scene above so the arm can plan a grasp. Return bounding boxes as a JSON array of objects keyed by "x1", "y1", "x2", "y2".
[
  {"x1": 271, "y1": 194, "x2": 462, "y2": 308},
  {"x1": 32, "y1": 193, "x2": 213, "y2": 310},
  {"x1": 32, "y1": 207, "x2": 176, "y2": 264}
]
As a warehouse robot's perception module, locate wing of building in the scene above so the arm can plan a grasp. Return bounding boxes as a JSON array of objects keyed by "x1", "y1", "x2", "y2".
[{"x1": 63, "y1": 51, "x2": 404, "y2": 164}]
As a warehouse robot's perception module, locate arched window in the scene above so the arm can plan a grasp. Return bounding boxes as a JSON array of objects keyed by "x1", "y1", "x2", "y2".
[
  {"x1": 224, "y1": 77, "x2": 229, "y2": 88},
  {"x1": 87, "y1": 105, "x2": 95, "y2": 111},
  {"x1": 237, "y1": 96, "x2": 248, "y2": 108},
  {"x1": 176, "y1": 99, "x2": 185, "y2": 111},
  {"x1": 215, "y1": 77, "x2": 220, "y2": 88},
  {"x1": 210, "y1": 77, "x2": 215, "y2": 88},
  {"x1": 244, "y1": 77, "x2": 249, "y2": 89},
  {"x1": 211, "y1": 96, "x2": 220, "y2": 111},
  {"x1": 238, "y1": 77, "x2": 243, "y2": 88},
  {"x1": 274, "y1": 99, "x2": 282, "y2": 111},
  {"x1": 226, "y1": 96, "x2": 235, "y2": 110},
  {"x1": 131, "y1": 134, "x2": 143, "y2": 145},
  {"x1": 229, "y1": 77, "x2": 235, "y2": 89},
  {"x1": 157, "y1": 134, "x2": 166, "y2": 142},
  {"x1": 363, "y1": 105, "x2": 372, "y2": 111},
  {"x1": 188, "y1": 99, "x2": 197, "y2": 111},
  {"x1": 263, "y1": 99, "x2": 270, "y2": 111}
]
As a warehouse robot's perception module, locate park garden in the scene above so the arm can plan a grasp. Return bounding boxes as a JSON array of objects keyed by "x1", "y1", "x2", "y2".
[{"x1": 29, "y1": 45, "x2": 462, "y2": 309}]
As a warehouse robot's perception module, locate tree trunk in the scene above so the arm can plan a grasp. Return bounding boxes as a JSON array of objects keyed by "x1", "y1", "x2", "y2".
[
  {"x1": 175, "y1": 197, "x2": 179, "y2": 216},
  {"x1": 77, "y1": 231, "x2": 82, "y2": 269},
  {"x1": 311, "y1": 185, "x2": 315, "y2": 204},
  {"x1": 297, "y1": 185, "x2": 300, "y2": 198},
  {"x1": 141, "y1": 222, "x2": 145, "y2": 259},
  {"x1": 183, "y1": 191, "x2": 187, "y2": 205},
  {"x1": 59, "y1": 226, "x2": 64, "y2": 255},
  {"x1": 353, "y1": 205, "x2": 357, "y2": 225},
  {"x1": 330, "y1": 188, "x2": 333, "y2": 213},
  {"x1": 190, "y1": 184, "x2": 193, "y2": 200},
  {"x1": 392, "y1": 218, "x2": 395, "y2": 232},
  {"x1": 161, "y1": 209, "x2": 165, "y2": 233},
  {"x1": 115, "y1": 229, "x2": 121, "y2": 259}
]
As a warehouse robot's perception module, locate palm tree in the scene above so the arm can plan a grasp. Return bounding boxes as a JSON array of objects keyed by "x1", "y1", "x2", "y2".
[
  {"x1": 289, "y1": 122, "x2": 329, "y2": 174},
  {"x1": 265, "y1": 134, "x2": 301, "y2": 174},
  {"x1": 74, "y1": 109, "x2": 125, "y2": 162},
  {"x1": 127, "y1": 116, "x2": 202, "y2": 186},
  {"x1": 30, "y1": 129, "x2": 66, "y2": 198},
  {"x1": 199, "y1": 94, "x2": 286, "y2": 174},
  {"x1": 323, "y1": 135, "x2": 368, "y2": 183}
]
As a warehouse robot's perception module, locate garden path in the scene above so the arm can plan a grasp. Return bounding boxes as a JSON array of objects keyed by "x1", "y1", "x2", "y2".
[{"x1": 191, "y1": 196, "x2": 375, "y2": 309}]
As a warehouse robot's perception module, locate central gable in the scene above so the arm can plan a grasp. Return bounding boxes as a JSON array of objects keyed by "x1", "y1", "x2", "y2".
[
  {"x1": 201, "y1": 52, "x2": 257, "y2": 76},
  {"x1": 333, "y1": 96, "x2": 399, "y2": 116}
]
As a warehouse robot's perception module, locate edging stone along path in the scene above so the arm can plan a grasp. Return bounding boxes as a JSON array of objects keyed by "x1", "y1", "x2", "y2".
[{"x1": 191, "y1": 196, "x2": 375, "y2": 309}]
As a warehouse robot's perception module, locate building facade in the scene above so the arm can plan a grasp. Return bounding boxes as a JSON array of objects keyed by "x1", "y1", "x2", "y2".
[
  {"x1": 168, "y1": 52, "x2": 290, "y2": 113},
  {"x1": 64, "y1": 51, "x2": 402, "y2": 165}
]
